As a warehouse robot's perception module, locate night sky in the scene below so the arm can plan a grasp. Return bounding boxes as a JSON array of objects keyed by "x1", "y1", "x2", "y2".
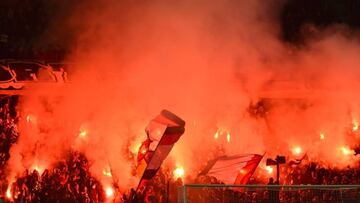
[
  {"x1": 281, "y1": 0, "x2": 360, "y2": 43},
  {"x1": 1, "y1": 0, "x2": 360, "y2": 58}
]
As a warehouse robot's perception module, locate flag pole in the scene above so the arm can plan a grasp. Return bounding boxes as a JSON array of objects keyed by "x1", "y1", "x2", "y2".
[
  {"x1": 166, "y1": 177, "x2": 170, "y2": 203},
  {"x1": 276, "y1": 163, "x2": 280, "y2": 184}
]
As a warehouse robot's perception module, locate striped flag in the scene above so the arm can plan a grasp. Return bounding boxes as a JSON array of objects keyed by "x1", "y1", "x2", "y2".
[
  {"x1": 136, "y1": 110, "x2": 185, "y2": 189},
  {"x1": 199, "y1": 154, "x2": 263, "y2": 184}
]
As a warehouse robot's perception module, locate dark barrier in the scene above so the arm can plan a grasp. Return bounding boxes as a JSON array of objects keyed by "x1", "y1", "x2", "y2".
[{"x1": 178, "y1": 184, "x2": 360, "y2": 203}]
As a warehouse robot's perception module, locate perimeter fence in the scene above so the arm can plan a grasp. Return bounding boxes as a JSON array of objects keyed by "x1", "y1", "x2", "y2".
[{"x1": 178, "y1": 184, "x2": 360, "y2": 203}]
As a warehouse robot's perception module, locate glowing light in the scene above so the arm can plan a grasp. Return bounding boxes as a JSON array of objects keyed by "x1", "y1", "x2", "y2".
[
  {"x1": 214, "y1": 131, "x2": 219, "y2": 139},
  {"x1": 130, "y1": 142, "x2": 141, "y2": 154},
  {"x1": 79, "y1": 129, "x2": 87, "y2": 137},
  {"x1": 292, "y1": 146, "x2": 302, "y2": 155},
  {"x1": 31, "y1": 164, "x2": 44, "y2": 174},
  {"x1": 320, "y1": 133, "x2": 325, "y2": 140},
  {"x1": 173, "y1": 166, "x2": 185, "y2": 179},
  {"x1": 102, "y1": 169, "x2": 112, "y2": 177},
  {"x1": 26, "y1": 114, "x2": 36, "y2": 123},
  {"x1": 240, "y1": 169, "x2": 246, "y2": 174},
  {"x1": 341, "y1": 146, "x2": 353, "y2": 156},
  {"x1": 79, "y1": 130, "x2": 87, "y2": 137},
  {"x1": 353, "y1": 119, "x2": 359, "y2": 132},
  {"x1": 6, "y1": 187, "x2": 11, "y2": 199},
  {"x1": 214, "y1": 128, "x2": 231, "y2": 142},
  {"x1": 105, "y1": 187, "x2": 114, "y2": 198},
  {"x1": 265, "y1": 166, "x2": 273, "y2": 174}
]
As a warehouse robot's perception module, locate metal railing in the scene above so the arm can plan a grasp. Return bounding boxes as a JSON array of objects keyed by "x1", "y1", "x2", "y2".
[{"x1": 178, "y1": 184, "x2": 360, "y2": 203}]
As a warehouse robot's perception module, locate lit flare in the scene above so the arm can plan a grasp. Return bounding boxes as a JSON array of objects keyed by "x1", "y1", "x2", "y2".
[
  {"x1": 292, "y1": 146, "x2": 302, "y2": 155},
  {"x1": 79, "y1": 129, "x2": 87, "y2": 137},
  {"x1": 353, "y1": 119, "x2": 359, "y2": 132},
  {"x1": 265, "y1": 166, "x2": 273, "y2": 174},
  {"x1": 214, "y1": 131, "x2": 219, "y2": 139},
  {"x1": 105, "y1": 186, "x2": 114, "y2": 198},
  {"x1": 173, "y1": 166, "x2": 185, "y2": 179},
  {"x1": 341, "y1": 146, "x2": 353, "y2": 156},
  {"x1": 102, "y1": 169, "x2": 112, "y2": 177},
  {"x1": 6, "y1": 186, "x2": 11, "y2": 199},
  {"x1": 26, "y1": 114, "x2": 37, "y2": 123},
  {"x1": 31, "y1": 163, "x2": 44, "y2": 174}
]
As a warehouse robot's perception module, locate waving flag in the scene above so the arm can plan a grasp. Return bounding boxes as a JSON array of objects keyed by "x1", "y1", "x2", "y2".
[
  {"x1": 199, "y1": 154, "x2": 263, "y2": 184},
  {"x1": 136, "y1": 110, "x2": 185, "y2": 189},
  {"x1": 288, "y1": 153, "x2": 307, "y2": 166}
]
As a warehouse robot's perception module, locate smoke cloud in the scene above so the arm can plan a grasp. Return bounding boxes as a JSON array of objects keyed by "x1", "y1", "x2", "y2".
[{"x1": 7, "y1": 0, "x2": 360, "y2": 188}]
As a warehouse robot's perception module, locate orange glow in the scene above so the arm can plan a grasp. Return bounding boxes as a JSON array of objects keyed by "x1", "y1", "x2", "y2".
[
  {"x1": 31, "y1": 164, "x2": 44, "y2": 174},
  {"x1": 102, "y1": 169, "x2": 112, "y2": 177},
  {"x1": 240, "y1": 169, "x2": 246, "y2": 174},
  {"x1": 26, "y1": 114, "x2": 36, "y2": 123},
  {"x1": 105, "y1": 186, "x2": 114, "y2": 198},
  {"x1": 26, "y1": 115, "x2": 31, "y2": 122},
  {"x1": 292, "y1": 146, "x2": 302, "y2": 155},
  {"x1": 341, "y1": 146, "x2": 353, "y2": 156},
  {"x1": 214, "y1": 128, "x2": 231, "y2": 142},
  {"x1": 79, "y1": 129, "x2": 87, "y2": 137},
  {"x1": 214, "y1": 131, "x2": 219, "y2": 139},
  {"x1": 6, "y1": 186, "x2": 11, "y2": 199},
  {"x1": 129, "y1": 141, "x2": 142, "y2": 154},
  {"x1": 7, "y1": 1, "x2": 360, "y2": 191},
  {"x1": 266, "y1": 166, "x2": 273, "y2": 174},
  {"x1": 352, "y1": 119, "x2": 358, "y2": 132},
  {"x1": 173, "y1": 166, "x2": 185, "y2": 179}
]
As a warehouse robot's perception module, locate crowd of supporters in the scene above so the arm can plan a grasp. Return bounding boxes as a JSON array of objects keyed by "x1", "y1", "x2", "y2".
[
  {"x1": 0, "y1": 96, "x2": 359, "y2": 202},
  {"x1": 7, "y1": 151, "x2": 105, "y2": 203},
  {"x1": 185, "y1": 163, "x2": 360, "y2": 202},
  {"x1": 284, "y1": 161, "x2": 360, "y2": 185},
  {"x1": 0, "y1": 96, "x2": 184, "y2": 202},
  {"x1": 0, "y1": 96, "x2": 19, "y2": 186}
]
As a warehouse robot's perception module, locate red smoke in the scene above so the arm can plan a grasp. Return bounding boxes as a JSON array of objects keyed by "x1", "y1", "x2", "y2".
[{"x1": 5, "y1": 0, "x2": 360, "y2": 191}]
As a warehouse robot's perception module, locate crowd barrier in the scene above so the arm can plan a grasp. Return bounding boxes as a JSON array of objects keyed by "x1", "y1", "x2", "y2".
[{"x1": 178, "y1": 184, "x2": 360, "y2": 203}]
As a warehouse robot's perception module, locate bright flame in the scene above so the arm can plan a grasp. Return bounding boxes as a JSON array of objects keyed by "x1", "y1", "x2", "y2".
[
  {"x1": 130, "y1": 142, "x2": 141, "y2": 155},
  {"x1": 26, "y1": 115, "x2": 31, "y2": 122},
  {"x1": 105, "y1": 186, "x2": 114, "y2": 198},
  {"x1": 31, "y1": 164, "x2": 44, "y2": 174},
  {"x1": 79, "y1": 129, "x2": 87, "y2": 137},
  {"x1": 320, "y1": 133, "x2": 325, "y2": 140},
  {"x1": 102, "y1": 169, "x2": 112, "y2": 177},
  {"x1": 26, "y1": 114, "x2": 36, "y2": 123},
  {"x1": 214, "y1": 131, "x2": 219, "y2": 139},
  {"x1": 292, "y1": 146, "x2": 302, "y2": 155},
  {"x1": 6, "y1": 186, "x2": 11, "y2": 199},
  {"x1": 173, "y1": 166, "x2": 185, "y2": 179},
  {"x1": 265, "y1": 166, "x2": 273, "y2": 174},
  {"x1": 341, "y1": 146, "x2": 353, "y2": 156},
  {"x1": 214, "y1": 128, "x2": 231, "y2": 142},
  {"x1": 352, "y1": 119, "x2": 359, "y2": 131}
]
